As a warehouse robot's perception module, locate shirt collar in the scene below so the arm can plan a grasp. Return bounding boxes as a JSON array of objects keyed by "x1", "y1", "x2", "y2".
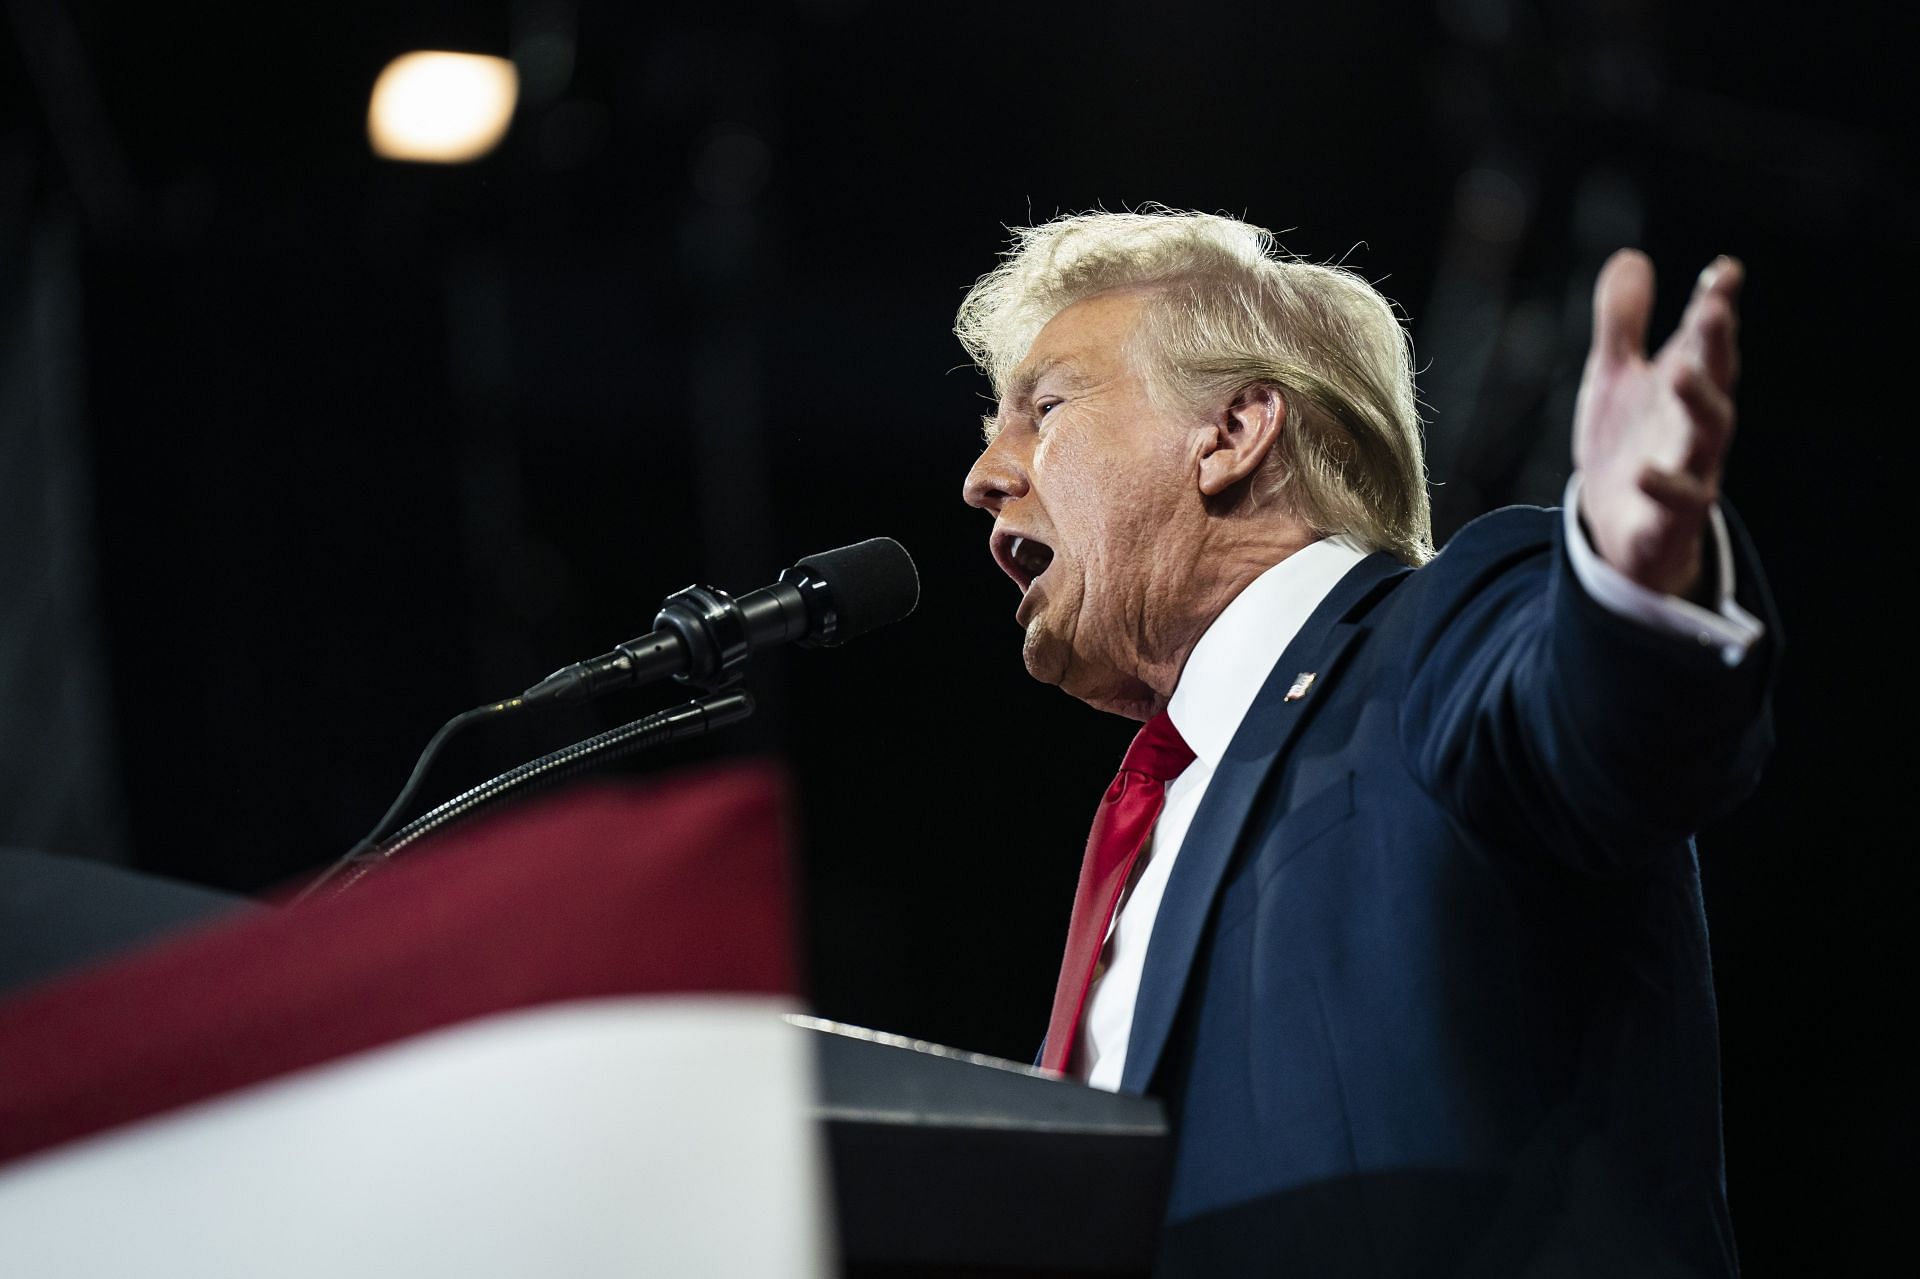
[{"x1": 1166, "y1": 534, "x2": 1372, "y2": 771}]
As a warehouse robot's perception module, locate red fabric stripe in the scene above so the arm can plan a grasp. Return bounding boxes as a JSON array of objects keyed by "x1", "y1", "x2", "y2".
[{"x1": 0, "y1": 763, "x2": 794, "y2": 1167}]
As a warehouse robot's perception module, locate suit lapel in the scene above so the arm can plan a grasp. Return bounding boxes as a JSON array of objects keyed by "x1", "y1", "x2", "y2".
[{"x1": 1119, "y1": 552, "x2": 1408, "y2": 1095}]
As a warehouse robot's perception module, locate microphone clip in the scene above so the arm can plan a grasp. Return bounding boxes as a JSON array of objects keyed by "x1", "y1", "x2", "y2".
[{"x1": 645, "y1": 584, "x2": 750, "y2": 692}]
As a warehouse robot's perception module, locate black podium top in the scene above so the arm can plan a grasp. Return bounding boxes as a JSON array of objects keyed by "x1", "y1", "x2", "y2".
[{"x1": 799, "y1": 1017, "x2": 1172, "y2": 1277}]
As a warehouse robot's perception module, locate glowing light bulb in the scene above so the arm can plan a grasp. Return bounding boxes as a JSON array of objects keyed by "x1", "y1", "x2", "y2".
[{"x1": 368, "y1": 52, "x2": 518, "y2": 164}]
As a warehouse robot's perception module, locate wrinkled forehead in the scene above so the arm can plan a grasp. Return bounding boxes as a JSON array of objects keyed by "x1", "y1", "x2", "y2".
[{"x1": 999, "y1": 289, "x2": 1156, "y2": 402}]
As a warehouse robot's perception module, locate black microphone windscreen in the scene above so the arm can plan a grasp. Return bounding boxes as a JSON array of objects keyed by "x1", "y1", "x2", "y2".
[{"x1": 793, "y1": 537, "x2": 920, "y2": 641}]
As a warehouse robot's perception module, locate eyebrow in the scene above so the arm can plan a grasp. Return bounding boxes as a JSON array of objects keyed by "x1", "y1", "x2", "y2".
[
  {"x1": 982, "y1": 355, "x2": 1087, "y2": 443},
  {"x1": 1009, "y1": 352, "x2": 1099, "y2": 416},
  {"x1": 1001, "y1": 355, "x2": 1057, "y2": 412},
  {"x1": 984, "y1": 360, "x2": 1048, "y2": 444}
]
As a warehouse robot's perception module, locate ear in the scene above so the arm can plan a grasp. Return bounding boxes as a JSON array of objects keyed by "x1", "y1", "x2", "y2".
[{"x1": 1197, "y1": 384, "x2": 1286, "y2": 497}]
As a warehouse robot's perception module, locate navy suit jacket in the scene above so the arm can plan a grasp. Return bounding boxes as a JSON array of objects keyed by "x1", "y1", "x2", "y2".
[{"x1": 1123, "y1": 506, "x2": 1778, "y2": 1278}]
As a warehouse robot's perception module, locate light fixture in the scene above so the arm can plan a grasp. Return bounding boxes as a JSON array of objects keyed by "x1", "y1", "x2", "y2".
[{"x1": 368, "y1": 52, "x2": 519, "y2": 164}]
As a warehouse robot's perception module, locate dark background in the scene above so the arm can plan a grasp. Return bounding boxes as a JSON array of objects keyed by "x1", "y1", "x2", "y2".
[{"x1": 3, "y1": 0, "x2": 1910, "y2": 1269}]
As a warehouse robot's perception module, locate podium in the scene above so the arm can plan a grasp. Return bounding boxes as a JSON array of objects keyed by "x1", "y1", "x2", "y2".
[
  {"x1": 805, "y1": 1018, "x2": 1170, "y2": 1275},
  {"x1": 0, "y1": 767, "x2": 1169, "y2": 1276}
]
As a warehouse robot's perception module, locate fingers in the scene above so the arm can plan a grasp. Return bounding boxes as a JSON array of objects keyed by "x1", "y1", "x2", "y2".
[
  {"x1": 1638, "y1": 463, "x2": 1719, "y2": 519},
  {"x1": 1672, "y1": 256, "x2": 1744, "y2": 392},
  {"x1": 1591, "y1": 248, "x2": 1655, "y2": 367},
  {"x1": 1633, "y1": 465, "x2": 1715, "y2": 598},
  {"x1": 1697, "y1": 254, "x2": 1744, "y2": 315},
  {"x1": 1672, "y1": 363, "x2": 1736, "y2": 478}
]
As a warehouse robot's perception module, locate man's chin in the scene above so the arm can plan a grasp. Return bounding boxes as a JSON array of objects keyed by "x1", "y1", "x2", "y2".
[{"x1": 1020, "y1": 617, "x2": 1069, "y2": 687}]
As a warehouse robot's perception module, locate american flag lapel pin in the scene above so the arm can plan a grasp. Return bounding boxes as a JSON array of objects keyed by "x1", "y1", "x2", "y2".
[{"x1": 1284, "y1": 671, "x2": 1317, "y2": 702}]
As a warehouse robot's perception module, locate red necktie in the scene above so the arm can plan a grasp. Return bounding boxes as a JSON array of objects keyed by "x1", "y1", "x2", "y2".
[{"x1": 1040, "y1": 711, "x2": 1195, "y2": 1075}]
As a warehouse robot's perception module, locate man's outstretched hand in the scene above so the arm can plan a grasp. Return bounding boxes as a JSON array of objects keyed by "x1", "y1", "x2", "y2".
[{"x1": 1573, "y1": 249, "x2": 1743, "y2": 601}]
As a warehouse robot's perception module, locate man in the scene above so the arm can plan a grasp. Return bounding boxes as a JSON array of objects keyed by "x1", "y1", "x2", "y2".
[{"x1": 957, "y1": 210, "x2": 1775, "y2": 1276}]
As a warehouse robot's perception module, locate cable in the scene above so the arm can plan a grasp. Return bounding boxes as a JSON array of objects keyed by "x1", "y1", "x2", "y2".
[
  {"x1": 291, "y1": 696, "x2": 527, "y2": 905},
  {"x1": 379, "y1": 690, "x2": 754, "y2": 857},
  {"x1": 295, "y1": 690, "x2": 755, "y2": 905}
]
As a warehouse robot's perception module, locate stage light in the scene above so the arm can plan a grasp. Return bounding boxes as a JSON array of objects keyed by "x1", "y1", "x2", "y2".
[{"x1": 368, "y1": 52, "x2": 518, "y2": 164}]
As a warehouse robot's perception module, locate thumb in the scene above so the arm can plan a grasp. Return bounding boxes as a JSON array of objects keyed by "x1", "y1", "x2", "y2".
[{"x1": 1591, "y1": 248, "x2": 1654, "y2": 367}]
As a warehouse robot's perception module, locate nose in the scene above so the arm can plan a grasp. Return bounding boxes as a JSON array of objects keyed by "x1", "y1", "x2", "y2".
[{"x1": 962, "y1": 432, "x2": 1029, "y2": 513}]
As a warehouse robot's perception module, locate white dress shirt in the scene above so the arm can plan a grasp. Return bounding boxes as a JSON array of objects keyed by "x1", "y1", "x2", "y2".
[{"x1": 1074, "y1": 490, "x2": 1764, "y2": 1092}]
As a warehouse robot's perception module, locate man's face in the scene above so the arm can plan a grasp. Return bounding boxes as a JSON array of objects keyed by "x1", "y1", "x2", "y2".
[{"x1": 962, "y1": 289, "x2": 1204, "y2": 717}]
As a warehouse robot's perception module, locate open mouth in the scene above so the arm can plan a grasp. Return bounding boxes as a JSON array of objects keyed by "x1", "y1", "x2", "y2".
[{"x1": 992, "y1": 530, "x2": 1056, "y2": 593}]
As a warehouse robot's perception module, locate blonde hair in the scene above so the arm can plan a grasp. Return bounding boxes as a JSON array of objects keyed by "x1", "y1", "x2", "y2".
[{"x1": 955, "y1": 208, "x2": 1433, "y2": 565}]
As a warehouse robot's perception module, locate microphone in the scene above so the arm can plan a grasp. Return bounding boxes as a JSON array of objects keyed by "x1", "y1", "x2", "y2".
[{"x1": 521, "y1": 537, "x2": 919, "y2": 705}]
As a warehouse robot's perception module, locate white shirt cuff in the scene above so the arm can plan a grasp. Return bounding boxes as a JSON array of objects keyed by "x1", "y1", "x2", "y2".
[{"x1": 1561, "y1": 475, "x2": 1765, "y2": 667}]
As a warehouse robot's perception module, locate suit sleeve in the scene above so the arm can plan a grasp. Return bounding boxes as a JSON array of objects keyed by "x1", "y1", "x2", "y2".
[{"x1": 1397, "y1": 505, "x2": 1780, "y2": 875}]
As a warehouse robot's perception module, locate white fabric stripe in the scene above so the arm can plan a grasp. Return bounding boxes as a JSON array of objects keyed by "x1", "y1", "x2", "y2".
[{"x1": 0, "y1": 996, "x2": 833, "y2": 1277}]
